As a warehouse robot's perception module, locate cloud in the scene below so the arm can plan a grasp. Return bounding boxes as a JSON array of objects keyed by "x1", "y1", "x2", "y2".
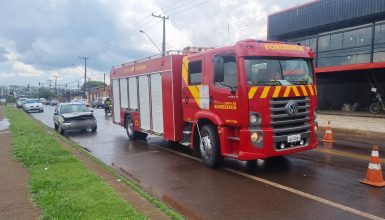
[
  {"x1": 0, "y1": 72, "x2": 16, "y2": 78},
  {"x1": 0, "y1": 0, "x2": 310, "y2": 85},
  {"x1": 12, "y1": 61, "x2": 42, "y2": 77},
  {"x1": 0, "y1": 47, "x2": 9, "y2": 62}
]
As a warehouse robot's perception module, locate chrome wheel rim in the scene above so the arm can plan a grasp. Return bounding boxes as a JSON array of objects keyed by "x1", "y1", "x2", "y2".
[
  {"x1": 127, "y1": 120, "x2": 134, "y2": 135},
  {"x1": 200, "y1": 135, "x2": 212, "y2": 161}
]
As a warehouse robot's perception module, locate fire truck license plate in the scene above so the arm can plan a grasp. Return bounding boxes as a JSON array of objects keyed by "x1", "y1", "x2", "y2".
[{"x1": 287, "y1": 134, "x2": 301, "y2": 143}]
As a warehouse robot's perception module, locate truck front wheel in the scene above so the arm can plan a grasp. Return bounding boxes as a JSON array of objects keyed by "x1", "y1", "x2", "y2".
[{"x1": 199, "y1": 124, "x2": 223, "y2": 168}]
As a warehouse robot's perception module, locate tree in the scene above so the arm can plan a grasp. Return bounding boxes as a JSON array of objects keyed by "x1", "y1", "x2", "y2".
[
  {"x1": 32, "y1": 88, "x2": 56, "y2": 99},
  {"x1": 81, "y1": 81, "x2": 106, "y2": 91}
]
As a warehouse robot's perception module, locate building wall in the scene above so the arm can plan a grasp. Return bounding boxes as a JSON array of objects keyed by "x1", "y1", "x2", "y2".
[
  {"x1": 267, "y1": 0, "x2": 385, "y2": 111},
  {"x1": 268, "y1": 0, "x2": 385, "y2": 40}
]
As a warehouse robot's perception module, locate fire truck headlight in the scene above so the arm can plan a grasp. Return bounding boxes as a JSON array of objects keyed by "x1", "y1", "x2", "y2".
[
  {"x1": 249, "y1": 112, "x2": 261, "y2": 126},
  {"x1": 250, "y1": 131, "x2": 263, "y2": 143}
]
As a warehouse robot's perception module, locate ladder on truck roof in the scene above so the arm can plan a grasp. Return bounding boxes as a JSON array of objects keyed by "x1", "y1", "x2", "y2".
[{"x1": 113, "y1": 50, "x2": 184, "y2": 68}]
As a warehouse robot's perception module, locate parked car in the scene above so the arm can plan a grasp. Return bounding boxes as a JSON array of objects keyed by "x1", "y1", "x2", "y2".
[
  {"x1": 39, "y1": 98, "x2": 48, "y2": 105},
  {"x1": 23, "y1": 98, "x2": 44, "y2": 113},
  {"x1": 93, "y1": 97, "x2": 107, "y2": 108},
  {"x1": 16, "y1": 98, "x2": 27, "y2": 108},
  {"x1": 53, "y1": 103, "x2": 97, "y2": 134},
  {"x1": 50, "y1": 99, "x2": 59, "y2": 106}
]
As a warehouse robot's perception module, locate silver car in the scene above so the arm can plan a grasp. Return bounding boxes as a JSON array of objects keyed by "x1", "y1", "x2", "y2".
[
  {"x1": 53, "y1": 103, "x2": 97, "y2": 134},
  {"x1": 16, "y1": 98, "x2": 27, "y2": 108},
  {"x1": 23, "y1": 98, "x2": 44, "y2": 112}
]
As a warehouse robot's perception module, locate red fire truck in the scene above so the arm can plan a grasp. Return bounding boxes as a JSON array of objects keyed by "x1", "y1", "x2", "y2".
[{"x1": 110, "y1": 39, "x2": 318, "y2": 167}]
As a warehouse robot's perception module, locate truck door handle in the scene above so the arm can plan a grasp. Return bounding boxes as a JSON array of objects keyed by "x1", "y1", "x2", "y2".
[
  {"x1": 184, "y1": 96, "x2": 188, "y2": 104},
  {"x1": 209, "y1": 96, "x2": 213, "y2": 105}
]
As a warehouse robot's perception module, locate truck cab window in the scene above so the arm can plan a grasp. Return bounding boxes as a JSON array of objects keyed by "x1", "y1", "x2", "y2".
[
  {"x1": 188, "y1": 61, "x2": 202, "y2": 85},
  {"x1": 214, "y1": 55, "x2": 237, "y2": 89}
]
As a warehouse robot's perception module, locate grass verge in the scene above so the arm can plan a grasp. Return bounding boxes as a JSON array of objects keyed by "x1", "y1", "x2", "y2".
[
  {"x1": 61, "y1": 137, "x2": 184, "y2": 220},
  {"x1": 6, "y1": 106, "x2": 147, "y2": 219}
]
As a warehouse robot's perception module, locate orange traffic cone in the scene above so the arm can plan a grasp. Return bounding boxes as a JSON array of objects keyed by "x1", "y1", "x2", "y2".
[
  {"x1": 360, "y1": 145, "x2": 385, "y2": 187},
  {"x1": 321, "y1": 121, "x2": 335, "y2": 143}
]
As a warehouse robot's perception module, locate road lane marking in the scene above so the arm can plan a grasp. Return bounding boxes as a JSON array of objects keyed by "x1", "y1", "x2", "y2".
[
  {"x1": 225, "y1": 168, "x2": 385, "y2": 220},
  {"x1": 315, "y1": 148, "x2": 385, "y2": 163},
  {"x1": 154, "y1": 145, "x2": 384, "y2": 220}
]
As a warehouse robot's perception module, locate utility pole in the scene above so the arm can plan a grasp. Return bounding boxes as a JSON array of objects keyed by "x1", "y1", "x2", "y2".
[
  {"x1": 152, "y1": 13, "x2": 169, "y2": 56},
  {"x1": 47, "y1": 80, "x2": 52, "y2": 89},
  {"x1": 52, "y1": 75, "x2": 58, "y2": 96},
  {"x1": 78, "y1": 57, "x2": 89, "y2": 99},
  {"x1": 103, "y1": 73, "x2": 106, "y2": 93}
]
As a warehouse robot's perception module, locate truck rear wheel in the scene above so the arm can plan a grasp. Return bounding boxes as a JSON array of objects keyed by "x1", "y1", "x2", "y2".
[
  {"x1": 125, "y1": 115, "x2": 147, "y2": 140},
  {"x1": 199, "y1": 124, "x2": 222, "y2": 168},
  {"x1": 126, "y1": 115, "x2": 138, "y2": 140}
]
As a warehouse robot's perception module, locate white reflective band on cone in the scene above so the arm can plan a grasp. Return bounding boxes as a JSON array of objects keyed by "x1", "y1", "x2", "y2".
[
  {"x1": 371, "y1": 151, "x2": 379, "y2": 157},
  {"x1": 325, "y1": 130, "x2": 332, "y2": 134},
  {"x1": 368, "y1": 163, "x2": 381, "y2": 170}
]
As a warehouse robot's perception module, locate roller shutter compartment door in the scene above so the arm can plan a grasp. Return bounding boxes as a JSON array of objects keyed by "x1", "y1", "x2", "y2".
[
  {"x1": 151, "y1": 73, "x2": 164, "y2": 133},
  {"x1": 112, "y1": 79, "x2": 121, "y2": 123},
  {"x1": 139, "y1": 75, "x2": 150, "y2": 130}
]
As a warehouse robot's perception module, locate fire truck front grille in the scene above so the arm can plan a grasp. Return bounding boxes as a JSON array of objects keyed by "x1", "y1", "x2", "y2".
[{"x1": 270, "y1": 97, "x2": 311, "y2": 150}]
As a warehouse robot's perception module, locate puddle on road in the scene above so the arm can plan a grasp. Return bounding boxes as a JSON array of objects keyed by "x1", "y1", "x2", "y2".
[{"x1": 0, "y1": 118, "x2": 10, "y2": 131}]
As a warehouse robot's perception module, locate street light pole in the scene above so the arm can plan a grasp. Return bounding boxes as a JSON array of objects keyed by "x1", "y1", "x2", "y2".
[
  {"x1": 78, "y1": 57, "x2": 89, "y2": 99},
  {"x1": 151, "y1": 13, "x2": 169, "y2": 56},
  {"x1": 139, "y1": 30, "x2": 162, "y2": 53}
]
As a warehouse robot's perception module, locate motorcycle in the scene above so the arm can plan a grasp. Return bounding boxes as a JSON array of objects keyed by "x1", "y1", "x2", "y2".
[
  {"x1": 105, "y1": 104, "x2": 112, "y2": 118},
  {"x1": 369, "y1": 87, "x2": 385, "y2": 114}
]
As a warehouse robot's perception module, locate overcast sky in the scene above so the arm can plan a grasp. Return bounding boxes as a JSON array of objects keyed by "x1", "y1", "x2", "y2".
[{"x1": 0, "y1": 0, "x2": 309, "y2": 88}]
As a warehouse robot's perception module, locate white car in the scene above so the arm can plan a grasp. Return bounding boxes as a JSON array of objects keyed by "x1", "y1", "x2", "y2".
[
  {"x1": 23, "y1": 98, "x2": 44, "y2": 113},
  {"x1": 16, "y1": 98, "x2": 27, "y2": 108}
]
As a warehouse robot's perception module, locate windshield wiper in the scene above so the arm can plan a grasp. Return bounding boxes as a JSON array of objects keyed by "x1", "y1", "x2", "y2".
[
  {"x1": 290, "y1": 79, "x2": 310, "y2": 85},
  {"x1": 250, "y1": 80, "x2": 282, "y2": 86}
]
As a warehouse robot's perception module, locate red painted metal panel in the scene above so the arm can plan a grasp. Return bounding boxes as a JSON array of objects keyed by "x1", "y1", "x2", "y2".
[
  {"x1": 316, "y1": 61, "x2": 385, "y2": 73},
  {"x1": 111, "y1": 54, "x2": 185, "y2": 141}
]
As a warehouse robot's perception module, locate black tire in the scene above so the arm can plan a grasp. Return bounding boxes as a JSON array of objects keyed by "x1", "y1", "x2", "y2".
[
  {"x1": 92, "y1": 127, "x2": 97, "y2": 132},
  {"x1": 125, "y1": 115, "x2": 138, "y2": 140},
  {"x1": 54, "y1": 123, "x2": 58, "y2": 131},
  {"x1": 58, "y1": 125, "x2": 65, "y2": 135},
  {"x1": 369, "y1": 103, "x2": 381, "y2": 114},
  {"x1": 199, "y1": 124, "x2": 223, "y2": 168}
]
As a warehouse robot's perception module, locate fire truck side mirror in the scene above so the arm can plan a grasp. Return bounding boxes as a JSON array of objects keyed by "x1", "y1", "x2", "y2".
[{"x1": 214, "y1": 57, "x2": 225, "y2": 83}]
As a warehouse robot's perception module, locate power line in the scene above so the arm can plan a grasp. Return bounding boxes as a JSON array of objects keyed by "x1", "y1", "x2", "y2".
[{"x1": 90, "y1": 0, "x2": 213, "y2": 57}]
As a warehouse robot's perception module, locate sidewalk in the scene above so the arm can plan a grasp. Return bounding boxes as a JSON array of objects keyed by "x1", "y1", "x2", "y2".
[
  {"x1": 0, "y1": 107, "x2": 40, "y2": 219},
  {"x1": 318, "y1": 114, "x2": 385, "y2": 135},
  {"x1": 318, "y1": 113, "x2": 385, "y2": 148}
]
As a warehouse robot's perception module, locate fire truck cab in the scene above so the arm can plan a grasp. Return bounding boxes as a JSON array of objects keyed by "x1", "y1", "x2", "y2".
[{"x1": 111, "y1": 39, "x2": 318, "y2": 168}]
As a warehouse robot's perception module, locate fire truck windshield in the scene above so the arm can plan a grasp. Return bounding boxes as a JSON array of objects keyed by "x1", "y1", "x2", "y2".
[{"x1": 245, "y1": 58, "x2": 314, "y2": 86}]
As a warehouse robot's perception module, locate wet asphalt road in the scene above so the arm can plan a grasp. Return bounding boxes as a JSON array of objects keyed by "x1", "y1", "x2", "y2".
[{"x1": 31, "y1": 106, "x2": 385, "y2": 220}]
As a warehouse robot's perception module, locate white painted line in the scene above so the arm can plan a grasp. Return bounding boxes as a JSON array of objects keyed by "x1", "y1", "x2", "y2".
[
  {"x1": 225, "y1": 168, "x2": 385, "y2": 220},
  {"x1": 156, "y1": 145, "x2": 385, "y2": 220},
  {"x1": 153, "y1": 144, "x2": 384, "y2": 220}
]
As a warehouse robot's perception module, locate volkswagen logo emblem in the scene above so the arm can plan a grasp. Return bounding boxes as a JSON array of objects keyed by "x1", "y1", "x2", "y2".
[{"x1": 285, "y1": 101, "x2": 298, "y2": 116}]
